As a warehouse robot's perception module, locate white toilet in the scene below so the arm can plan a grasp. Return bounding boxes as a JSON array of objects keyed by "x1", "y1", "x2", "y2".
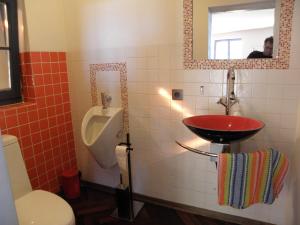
[
  {"x1": 2, "y1": 135, "x2": 75, "y2": 225},
  {"x1": 81, "y1": 106, "x2": 123, "y2": 168}
]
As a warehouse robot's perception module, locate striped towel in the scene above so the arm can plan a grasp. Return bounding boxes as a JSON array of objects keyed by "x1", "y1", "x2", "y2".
[{"x1": 218, "y1": 149, "x2": 289, "y2": 209}]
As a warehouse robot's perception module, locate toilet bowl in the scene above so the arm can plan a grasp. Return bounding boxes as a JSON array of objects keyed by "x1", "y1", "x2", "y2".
[
  {"x1": 15, "y1": 190, "x2": 74, "y2": 225},
  {"x1": 81, "y1": 106, "x2": 123, "y2": 168},
  {"x1": 1, "y1": 135, "x2": 75, "y2": 225}
]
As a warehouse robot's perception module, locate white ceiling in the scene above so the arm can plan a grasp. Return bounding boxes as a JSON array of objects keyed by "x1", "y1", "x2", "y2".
[{"x1": 211, "y1": 8, "x2": 275, "y2": 34}]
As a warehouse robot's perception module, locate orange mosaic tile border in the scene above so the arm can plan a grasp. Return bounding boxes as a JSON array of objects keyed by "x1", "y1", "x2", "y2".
[
  {"x1": 89, "y1": 63, "x2": 129, "y2": 133},
  {"x1": 183, "y1": 0, "x2": 295, "y2": 70}
]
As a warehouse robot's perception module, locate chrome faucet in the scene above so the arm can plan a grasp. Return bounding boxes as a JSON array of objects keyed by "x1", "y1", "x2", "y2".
[
  {"x1": 101, "y1": 92, "x2": 112, "y2": 109},
  {"x1": 217, "y1": 67, "x2": 239, "y2": 115}
]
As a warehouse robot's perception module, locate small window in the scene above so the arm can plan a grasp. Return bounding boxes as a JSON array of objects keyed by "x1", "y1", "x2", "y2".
[
  {"x1": 214, "y1": 38, "x2": 242, "y2": 59},
  {"x1": 0, "y1": 0, "x2": 21, "y2": 106}
]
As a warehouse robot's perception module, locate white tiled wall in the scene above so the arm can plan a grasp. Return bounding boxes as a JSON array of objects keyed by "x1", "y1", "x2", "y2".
[
  {"x1": 64, "y1": 0, "x2": 300, "y2": 224},
  {"x1": 67, "y1": 45, "x2": 300, "y2": 225}
]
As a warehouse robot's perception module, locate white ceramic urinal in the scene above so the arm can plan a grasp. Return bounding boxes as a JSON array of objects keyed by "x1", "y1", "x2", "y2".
[{"x1": 81, "y1": 106, "x2": 123, "y2": 168}]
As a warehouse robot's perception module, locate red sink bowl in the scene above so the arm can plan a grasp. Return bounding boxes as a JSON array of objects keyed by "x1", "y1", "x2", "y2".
[{"x1": 183, "y1": 115, "x2": 265, "y2": 143}]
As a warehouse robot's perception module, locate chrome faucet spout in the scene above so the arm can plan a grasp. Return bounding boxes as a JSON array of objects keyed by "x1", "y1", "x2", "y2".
[{"x1": 217, "y1": 67, "x2": 239, "y2": 115}]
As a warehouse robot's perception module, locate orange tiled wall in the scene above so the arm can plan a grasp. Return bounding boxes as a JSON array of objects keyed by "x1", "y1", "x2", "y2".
[{"x1": 0, "y1": 52, "x2": 77, "y2": 193}]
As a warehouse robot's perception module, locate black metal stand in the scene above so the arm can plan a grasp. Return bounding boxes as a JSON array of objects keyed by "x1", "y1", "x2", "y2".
[{"x1": 112, "y1": 133, "x2": 144, "y2": 222}]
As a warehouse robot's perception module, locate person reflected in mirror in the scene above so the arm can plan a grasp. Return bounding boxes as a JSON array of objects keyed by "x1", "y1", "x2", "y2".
[{"x1": 247, "y1": 36, "x2": 273, "y2": 59}]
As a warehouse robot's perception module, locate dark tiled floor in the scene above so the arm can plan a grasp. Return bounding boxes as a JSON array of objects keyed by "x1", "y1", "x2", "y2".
[{"x1": 65, "y1": 187, "x2": 238, "y2": 225}]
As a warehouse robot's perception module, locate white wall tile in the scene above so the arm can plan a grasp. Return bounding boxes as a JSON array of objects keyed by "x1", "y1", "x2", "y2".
[
  {"x1": 290, "y1": 0, "x2": 300, "y2": 69},
  {"x1": 128, "y1": 82, "x2": 147, "y2": 94},
  {"x1": 206, "y1": 84, "x2": 223, "y2": 97},
  {"x1": 263, "y1": 114, "x2": 281, "y2": 128},
  {"x1": 250, "y1": 98, "x2": 267, "y2": 113},
  {"x1": 196, "y1": 97, "x2": 209, "y2": 110},
  {"x1": 280, "y1": 128, "x2": 296, "y2": 143},
  {"x1": 149, "y1": 94, "x2": 171, "y2": 107},
  {"x1": 249, "y1": 70, "x2": 267, "y2": 84},
  {"x1": 282, "y1": 99, "x2": 299, "y2": 114},
  {"x1": 283, "y1": 85, "x2": 300, "y2": 99},
  {"x1": 129, "y1": 93, "x2": 150, "y2": 107},
  {"x1": 236, "y1": 84, "x2": 252, "y2": 98},
  {"x1": 237, "y1": 70, "x2": 252, "y2": 84},
  {"x1": 266, "y1": 99, "x2": 283, "y2": 114},
  {"x1": 283, "y1": 70, "x2": 300, "y2": 85},
  {"x1": 252, "y1": 84, "x2": 267, "y2": 98},
  {"x1": 183, "y1": 83, "x2": 203, "y2": 96},
  {"x1": 266, "y1": 70, "x2": 289, "y2": 84},
  {"x1": 183, "y1": 70, "x2": 210, "y2": 83},
  {"x1": 182, "y1": 96, "x2": 196, "y2": 111},
  {"x1": 209, "y1": 70, "x2": 224, "y2": 83},
  {"x1": 267, "y1": 85, "x2": 284, "y2": 99},
  {"x1": 158, "y1": 69, "x2": 171, "y2": 82},
  {"x1": 280, "y1": 115, "x2": 297, "y2": 129}
]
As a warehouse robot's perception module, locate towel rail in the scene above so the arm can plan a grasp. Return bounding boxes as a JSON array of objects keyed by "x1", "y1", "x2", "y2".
[{"x1": 175, "y1": 141, "x2": 218, "y2": 158}]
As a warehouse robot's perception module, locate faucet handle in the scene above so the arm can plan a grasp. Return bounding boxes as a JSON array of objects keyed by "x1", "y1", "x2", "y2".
[
  {"x1": 217, "y1": 97, "x2": 226, "y2": 106},
  {"x1": 230, "y1": 98, "x2": 239, "y2": 106}
]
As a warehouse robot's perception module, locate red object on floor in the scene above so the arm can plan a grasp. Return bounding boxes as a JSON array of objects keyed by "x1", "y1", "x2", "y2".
[{"x1": 62, "y1": 168, "x2": 80, "y2": 199}]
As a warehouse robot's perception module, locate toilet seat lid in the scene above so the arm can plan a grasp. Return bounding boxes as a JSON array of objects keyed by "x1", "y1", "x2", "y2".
[{"x1": 15, "y1": 190, "x2": 75, "y2": 225}]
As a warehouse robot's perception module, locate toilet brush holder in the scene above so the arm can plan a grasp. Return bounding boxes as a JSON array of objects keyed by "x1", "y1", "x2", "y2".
[
  {"x1": 111, "y1": 133, "x2": 144, "y2": 222},
  {"x1": 115, "y1": 184, "x2": 131, "y2": 219}
]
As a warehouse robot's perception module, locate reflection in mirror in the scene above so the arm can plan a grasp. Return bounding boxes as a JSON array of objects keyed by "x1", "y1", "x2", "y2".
[
  {"x1": 0, "y1": 51, "x2": 11, "y2": 90},
  {"x1": 96, "y1": 71, "x2": 122, "y2": 108},
  {"x1": 0, "y1": 2, "x2": 11, "y2": 91},
  {"x1": 0, "y1": 2, "x2": 9, "y2": 47},
  {"x1": 193, "y1": 0, "x2": 280, "y2": 60}
]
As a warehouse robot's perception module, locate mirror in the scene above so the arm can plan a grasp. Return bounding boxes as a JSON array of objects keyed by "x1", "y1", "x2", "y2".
[
  {"x1": 193, "y1": 0, "x2": 280, "y2": 60},
  {"x1": 0, "y1": 2, "x2": 11, "y2": 90},
  {"x1": 184, "y1": 0, "x2": 295, "y2": 69},
  {"x1": 95, "y1": 71, "x2": 122, "y2": 108}
]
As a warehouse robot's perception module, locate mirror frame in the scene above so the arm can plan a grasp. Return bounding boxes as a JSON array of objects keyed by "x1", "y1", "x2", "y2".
[
  {"x1": 183, "y1": 0, "x2": 295, "y2": 69},
  {"x1": 89, "y1": 63, "x2": 129, "y2": 134}
]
